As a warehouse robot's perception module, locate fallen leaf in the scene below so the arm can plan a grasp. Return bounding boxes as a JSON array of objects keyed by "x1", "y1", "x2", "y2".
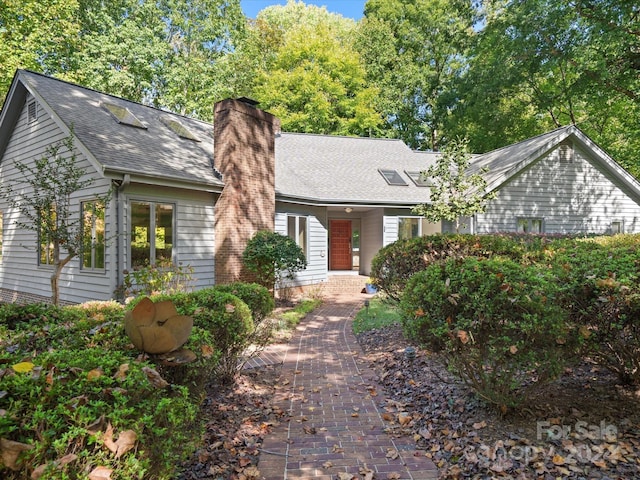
[
  {"x1": 398, "y1": 413, "x2": 411, "y2": 426},
  {"x1": 86, "y1": 415, "x2": 106, "y2": 435},
  {"x1": 201, "y1": 344, "x2": 214, "y2": 358},
  {"x1": 243, "y1": 465, "x2": 260, "y2": 479},
  {"x1": 87, "y1": 368, "x2": 103, "y2": 381},
  {"x1": 0, "y1": 437, "x2": 33, "y2": 471},
  {"x1": 11, "y1": 362, "x2": 35, "y2": 374},
  {"x1": 103, "y1": 423, "x2": 137, "y2": 458},
  {"x1": 337, "y1": 473, "x2": 354, "y2": 480},
  {"x1": 88, "y1": 466, "x2": 113, "y2": 480},
  {"x1": 381, "y1": 413, "x2": 394, "y2": 422},
  {"x1": 457, "y1": 330, "x2": 469, "y2": 344},
  {"x1": 142, "y1": 366, "x2": 169, "y2": 388},
  {"x1": 386, "y1": 448, "x2": 399, "y2": 460},
  {"x1": 113, "y1": 364, "x2": 129, "y2": 381},
  {"x1": 509, "y1": 345, "x2": 518, "y2": 354},
  {"x1": 387, "y1": 473, "x2": 401, "y2": 480},
  {"x1": 473, "y1": 421, "x2": 487, "y2": 429},
  {"x1": 322, "y1": 461, "x2": 333, "y2": 468},
  {"x1": 552, "y1": 454, "x2": 565, "y2": 465}
]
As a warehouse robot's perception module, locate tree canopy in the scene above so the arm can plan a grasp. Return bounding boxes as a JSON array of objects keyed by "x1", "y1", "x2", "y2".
[{"x1": 1, "y1": 0, "x2": 638, "y2": 174}]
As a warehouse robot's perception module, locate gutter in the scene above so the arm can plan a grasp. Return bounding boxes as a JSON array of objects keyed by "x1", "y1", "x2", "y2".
[{"x1": 115, "y1": 174, "x2": 130, "y2": 300}]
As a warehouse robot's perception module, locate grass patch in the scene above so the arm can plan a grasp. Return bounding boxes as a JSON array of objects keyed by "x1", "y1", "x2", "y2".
[
  {"x1": 278, "y1": 298, "x2": 322, "y2": 327},
  {"x1": 352, "y1": 297, "x2": 401, "y2": 334}
]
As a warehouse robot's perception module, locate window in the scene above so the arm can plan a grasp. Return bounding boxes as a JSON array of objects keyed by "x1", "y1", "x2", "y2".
[
  {"x1": 611, "y1": 221, "x2": 624, "y2": 234},
  {"x1": 28, "y1": 101, "x2": 38, "y2": 123},
  {"x1": 101, "y1": 102, "x2": 147, "y2": 129},
  {"x1": 398, "y1": 217, "x2": 430, "y2": 240},
  {"x1": 38, "y1": 206, "x2": 56, "y2": 266},
  {"x1": 159, "y1": 116, "x2": 200, "y2": 141},
  {"x1": 405, "y1": 171, "x2": 432, "y2": 187},
  {"x1": 287, "y1": 215, "x2": 307, "y2": 254},
  {"x1": 81, "y1": 201, "x2": 106, "y2": 270},
  {"x1": 379, "y1": 169, "x2": 408, "y2": 186},
  {"x1": 130, "y1": 202, "x2": 174, "y2": 267},
  {"x1": 517, "y1": 218, "x2": 543, "y2": 233}
]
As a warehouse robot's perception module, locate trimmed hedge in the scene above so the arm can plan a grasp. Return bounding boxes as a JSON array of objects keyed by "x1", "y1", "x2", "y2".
[{"x1": 400, "y1": 256, "x2": 572, "y2": 409}]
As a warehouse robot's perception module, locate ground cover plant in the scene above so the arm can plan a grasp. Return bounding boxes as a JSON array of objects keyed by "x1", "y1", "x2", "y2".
[{"x1": 0, "y1": 282, "x2": 276, "y2": 479}]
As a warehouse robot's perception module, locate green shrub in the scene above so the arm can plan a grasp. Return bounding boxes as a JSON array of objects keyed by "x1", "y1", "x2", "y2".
[
  {"x1": 116, "y1": 261, "x2": 194, "y2": 299},
  {"x1": 401, "y1": 257, "x2": 572, "y2": 410},
  {"x1": 370, "y1": 233, "x2": 557, "y2": 302},
  {"x1": 242, "y1": 230, "x2": 306, "y2": 291},
  {"x1": 552, "y1": 238, "x2": 640, "y2": 385},
  {"x1": 147, "y1": 288, "x2": 254, "y2": 384},
  {"x1": 213, "y1": 282, "x2": 275, "y2": 324}
]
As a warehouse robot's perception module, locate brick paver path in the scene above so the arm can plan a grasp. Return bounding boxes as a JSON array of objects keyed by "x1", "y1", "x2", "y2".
[{"x1": 257, "y1": 294, "x2": 438, "y2": 480}]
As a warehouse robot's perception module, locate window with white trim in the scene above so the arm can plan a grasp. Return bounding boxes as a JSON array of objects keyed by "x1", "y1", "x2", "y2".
[
  {"x1": 130, "y1": 201, "x2": 174, "y2": 267},
  {"x1": 398, "y1": 217, "x2": 430, "y2": 240},
  {"x1": 611, "y1": 220, "x2": 624, "y2": 234},
  {"x1": 81, "y1": 200, "x2": 106, "y2": 270},
  {"x1": 287, "y1": 215, "x2": 307, "y2": 254},
  {"x1": 517, "y1": 217, "x2": 543, "y2": 234}
]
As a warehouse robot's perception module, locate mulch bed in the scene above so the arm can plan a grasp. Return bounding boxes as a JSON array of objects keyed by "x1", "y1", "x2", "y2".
[{"x1": 177, "y1": 324, "x2": 640, "y2": 480}]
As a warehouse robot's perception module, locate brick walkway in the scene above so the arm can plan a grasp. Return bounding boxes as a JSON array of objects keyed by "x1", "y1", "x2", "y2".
[{"x1": 256, "y1": 294, "x2": 438, "y2": 480}]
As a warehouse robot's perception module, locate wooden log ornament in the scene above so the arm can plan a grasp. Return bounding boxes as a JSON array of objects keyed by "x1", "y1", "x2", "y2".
[{"x1": 124, "y1": 297, "x2": 193, "y2": 354}]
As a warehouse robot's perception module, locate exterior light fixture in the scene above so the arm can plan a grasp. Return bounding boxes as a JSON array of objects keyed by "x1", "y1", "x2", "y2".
[{"x1": 344, "y1": 207, "x2": 353, "y2": 213}]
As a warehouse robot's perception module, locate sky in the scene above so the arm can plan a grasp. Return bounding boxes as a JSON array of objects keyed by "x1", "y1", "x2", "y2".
[{"x1": 240, "y1": 0, "x2": 366, "y2": 20}]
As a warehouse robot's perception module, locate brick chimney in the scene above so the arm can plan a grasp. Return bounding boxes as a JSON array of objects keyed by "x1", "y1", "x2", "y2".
[{"x1": 213, "y1": 98, "x2": 280, "y2": 284}]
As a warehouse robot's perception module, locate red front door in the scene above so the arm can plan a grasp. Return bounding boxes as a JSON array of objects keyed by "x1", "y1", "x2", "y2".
[{"x1": 330, "y1": 220, "x2": 352, "y2": 270}]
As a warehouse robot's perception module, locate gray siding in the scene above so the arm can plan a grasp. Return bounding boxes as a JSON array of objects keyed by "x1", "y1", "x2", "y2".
[
  {"x1": 275, "y1": 204, "x2": 328, "y2": 287},
  {"x1": 476, "y1": 145, "x2": 640, "y2": 234},
  {"x1": 0, "y1": 96, "x2": 116, "y2": 304},
  {"x1": 360, "y1": 209, "x2": 383, "y2": 276}
]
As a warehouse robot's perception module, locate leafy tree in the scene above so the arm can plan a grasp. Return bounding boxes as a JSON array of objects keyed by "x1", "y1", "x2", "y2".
[
  {"x1": 154, "y1": 0, "x2": 246, "y2": 120},
  {"x1": 228, "y1": 0, "x2": 382, "y2": 136},
  {"x1": 242, "y1": 230, "x2": 307, "y2": 293},
  {"x1": 64, "y1": 0, "x2": 169, "y2": 103},
  {"x1": 0, "y1": 133, "x2": 111, "y2": 305},
  {"x1": 358, "y1": 0, "x2": 477, "y2": 149},
  {"x1": 0, "y1": 0, "x2": 79, "y2": 102},
  {"x1": 448, "y1": 0, "x2": 640, "y2": 174},
  {"x1": 412, "y1": 138, "x2": 496, "y2": 233}
]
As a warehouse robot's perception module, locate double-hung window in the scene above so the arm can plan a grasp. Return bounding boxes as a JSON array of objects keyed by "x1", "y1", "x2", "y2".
[
  {"x1": 398, "y1": 217, "x2": 429, "y2": 240},
  {"x1": 130, "y1": 201, "x2": 174, "y2": 267},
  {"x1": 81, "y1": 200, "x2": 106, "y2": 270},
  {"x1": 287, "y1": 215, "x2": 307, "y2": 255}
]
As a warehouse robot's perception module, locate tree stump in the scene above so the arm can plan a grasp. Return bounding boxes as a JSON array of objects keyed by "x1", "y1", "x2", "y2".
[{"x1": 124, "y1": 297, "x2": 193, "y2": 354}]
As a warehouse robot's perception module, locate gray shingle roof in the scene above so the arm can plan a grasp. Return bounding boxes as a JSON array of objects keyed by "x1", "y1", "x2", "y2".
[
  {"x1": 15, "y1": 70, "x2": 220, "y2": 188},
  {"x1": 275, "y1": 133, "x2": 439, "y2": 205},
  {"x1": 6, "y1": 71, "x2": 634, "y2": 207}
]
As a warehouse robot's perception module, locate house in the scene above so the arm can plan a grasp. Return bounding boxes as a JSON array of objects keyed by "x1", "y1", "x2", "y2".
[{"x1": 1, "y1": 70, "x2": 640, "y2": 304}]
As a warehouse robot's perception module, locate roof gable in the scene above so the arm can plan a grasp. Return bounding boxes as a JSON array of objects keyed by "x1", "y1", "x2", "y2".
[{"x1": 0, "y1": 70, "x2": 220, "y2": 189}]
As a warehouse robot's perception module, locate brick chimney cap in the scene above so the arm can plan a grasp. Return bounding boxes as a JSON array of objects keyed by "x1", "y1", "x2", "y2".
[{"x1": 237, "y1": 97, "x2": 260, "y2": 107}]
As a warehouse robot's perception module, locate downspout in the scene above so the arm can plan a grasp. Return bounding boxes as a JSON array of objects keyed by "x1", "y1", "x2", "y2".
[{"x1": 115, "y1": 174, "x2": 130, "y2": 300}]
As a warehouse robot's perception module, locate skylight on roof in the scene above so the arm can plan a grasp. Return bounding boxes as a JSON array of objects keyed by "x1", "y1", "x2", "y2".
[
  {"x1": 405, "y1": 171, "x2": 433, "y2": 187},
  {"x1": 378, "y1": 169, "x2": 408, "y2": 186},
  {"x1": 101, "y1": 102, "x2": 146, "y2": 129},
  {"x1": 160, "y1": 116, "x2": 200, "y2": 141}
]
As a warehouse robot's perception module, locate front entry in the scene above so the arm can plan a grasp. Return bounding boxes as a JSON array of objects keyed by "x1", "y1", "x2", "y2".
[{"x1": 329, "y1": 219, "x2": 352, "y2": 270}]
